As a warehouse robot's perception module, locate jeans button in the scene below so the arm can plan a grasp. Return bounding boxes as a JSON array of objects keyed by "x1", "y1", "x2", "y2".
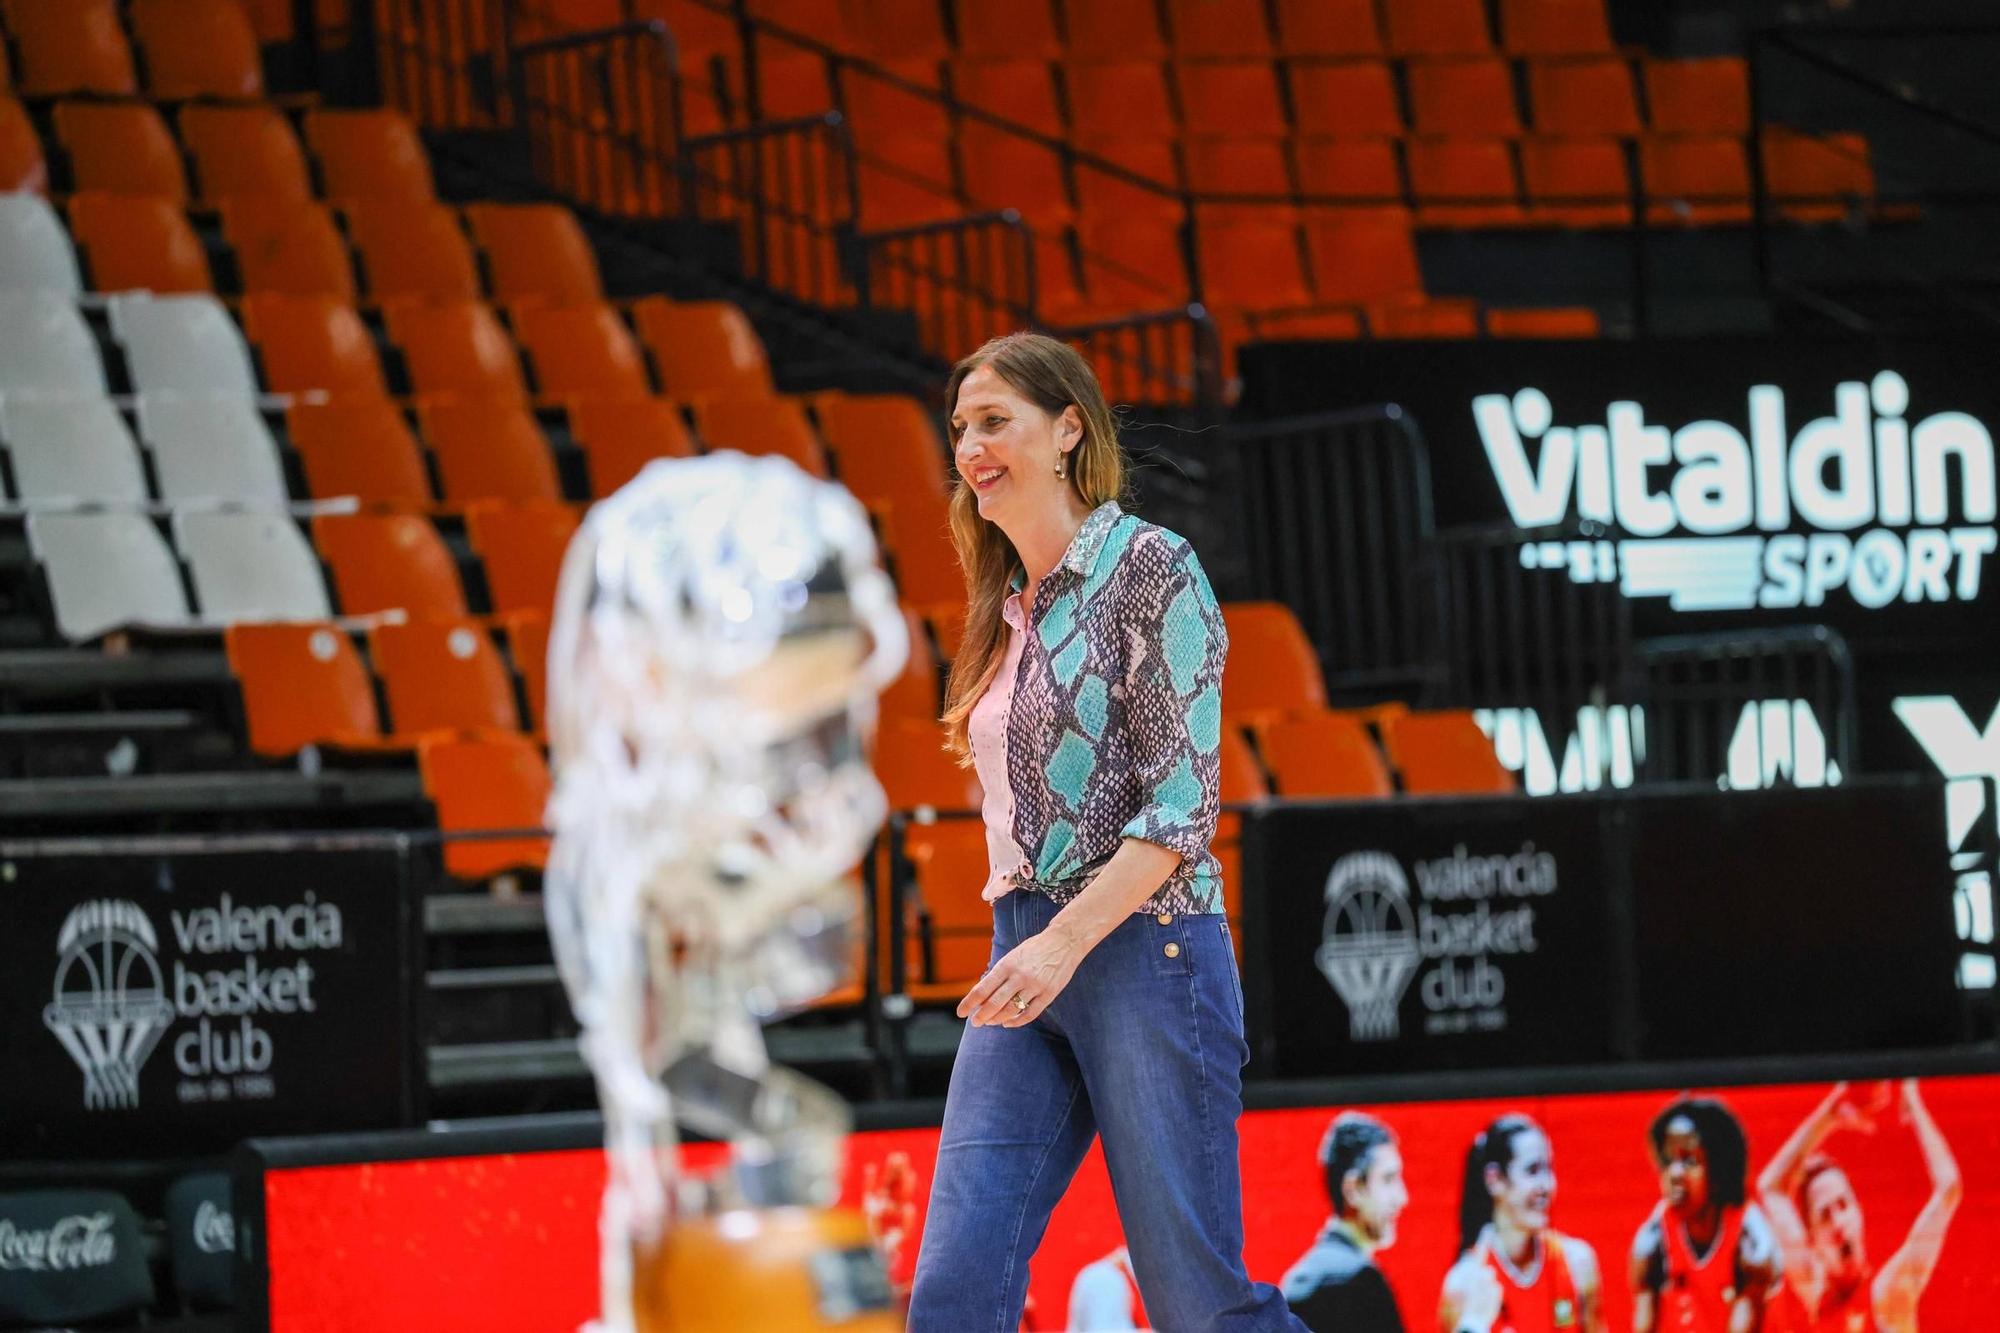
[
  {"x1": 1156, "y1": 912, "x2": 1173, "y2": 925},
  {"x1": 1163, "y1": 942, "x2": 1180, "y2": 959}
]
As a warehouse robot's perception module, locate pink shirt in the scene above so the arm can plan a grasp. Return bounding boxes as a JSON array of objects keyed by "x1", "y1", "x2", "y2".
[{"x1": 967, "y1": 590, "x2": 1032, "y2": 902}]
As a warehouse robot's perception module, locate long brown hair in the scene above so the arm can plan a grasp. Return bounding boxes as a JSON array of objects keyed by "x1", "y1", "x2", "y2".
[{"x1": 938, "y1": 333, "x2": 1126, "y2": 760}]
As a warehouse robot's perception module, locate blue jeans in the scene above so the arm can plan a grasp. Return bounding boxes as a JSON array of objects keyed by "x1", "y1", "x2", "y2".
[{"x1": 907, "y1": 890, "x2": 1305, "y2": 1333}]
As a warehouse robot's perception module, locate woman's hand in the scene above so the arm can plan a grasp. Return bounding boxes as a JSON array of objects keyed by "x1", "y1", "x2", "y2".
[{"x1": 957, "y1": 920, "x2": 1091, "y2": 1028}]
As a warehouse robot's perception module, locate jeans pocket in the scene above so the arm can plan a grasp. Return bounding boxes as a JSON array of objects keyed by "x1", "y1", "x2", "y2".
[{"x1": 1218, "y1": 920, "x2": 1245, "y2": 1023}]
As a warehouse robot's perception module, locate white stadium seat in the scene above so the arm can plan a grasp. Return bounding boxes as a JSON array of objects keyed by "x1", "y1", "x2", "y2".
[
  {"x1": 136, "y1": 394, "x2": 289, "y2": 504},
  {"x1": 172, "y1": 508, "x2": 330, "y2": 622},
  {"x1": 108, "y1": 293, "x2": 259, "y2": 396},
  {"x1": 0, "y1": 395, "x2": 148, "y2": 503},
  {"x1": 28, "y1": 511, "x2": 193, "y2": 641},
  {"x1": 0, "y1": 293, "x2": 108, "y2": 397},
  {"x1": 0, "y1": 192, "x2": 83, "y2": 296}
]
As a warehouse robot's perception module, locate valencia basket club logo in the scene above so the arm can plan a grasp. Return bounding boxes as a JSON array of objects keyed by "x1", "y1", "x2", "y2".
[
  {"x1": 43, "y1": 899, "x2": 176, "y2": 1110},
  {"x1": 1315, "y1": 851, "x2": 1421, "y2": 1041}
]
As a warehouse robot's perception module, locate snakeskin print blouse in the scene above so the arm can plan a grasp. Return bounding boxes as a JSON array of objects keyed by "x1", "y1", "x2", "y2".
[{"x1": 973, "y1": 499, "x2": 1229, "y2": 917}]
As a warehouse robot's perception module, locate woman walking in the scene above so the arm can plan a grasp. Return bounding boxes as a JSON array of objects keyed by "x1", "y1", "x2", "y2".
[{"x1": 905, "y1": 333, "x2": 1304, "y2": 1333}]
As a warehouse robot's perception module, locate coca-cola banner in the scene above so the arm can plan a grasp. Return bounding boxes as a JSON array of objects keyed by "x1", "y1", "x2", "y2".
[
  {"x1": 1245, "y1": 779, "x2": 1960, "y2": 1077},
  {"x1": 242, "y1": 1063, "x2": 2000, "y2": 1333},
  {"x1": 0, "y1": 1189, "x2": 153, "y2": 1326},
  {"x1": 0, "y1": 834, "x2": 423, "y2": 1157}
]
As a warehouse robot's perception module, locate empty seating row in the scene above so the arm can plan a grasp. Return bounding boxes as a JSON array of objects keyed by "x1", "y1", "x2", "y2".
[
  {"x1": 20, "y1": 502, "x2": 577, "y2": 642},
  {"x1": 0, "y1": 0, "x2": 266, "y2": 100}
]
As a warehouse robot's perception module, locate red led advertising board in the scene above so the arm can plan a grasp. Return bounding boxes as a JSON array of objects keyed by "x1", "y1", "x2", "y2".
[{"x1": 255, "y1": 1073, "x2": 1998, "y2": 1331}]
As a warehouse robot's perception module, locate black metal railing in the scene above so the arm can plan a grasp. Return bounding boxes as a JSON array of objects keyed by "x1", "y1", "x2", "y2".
[
  {"x1": 1228, "y1": 407, "x2": 1437, "y2": 696},
  {"x1": 1058, "y1": 306, "x2": 1222, "y2": 411},
  {"x1": 680, "y1": 114, "x2": 857, "y2": 308},
  {"x1": 1635, "y1": 625, "x2": 1858, "y2": 789},
  {"x1": 374, "y1": 0, "x2": 514, "y2": 128},
  {"x1": 513, "y1": 23, "x2": 686, "y2": 219},
  {"x1": 854, "y1": 212, "x2": 1035, "y2": 363}
]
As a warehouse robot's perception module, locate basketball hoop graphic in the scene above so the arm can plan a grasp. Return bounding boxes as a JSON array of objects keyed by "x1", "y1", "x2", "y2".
[
  {"x1": 1314, "y1": 852, "x2": 1421, "y2": 1041},
  {"x1": 43, "y1": 899, "x2": 176, "y2": 1109}
]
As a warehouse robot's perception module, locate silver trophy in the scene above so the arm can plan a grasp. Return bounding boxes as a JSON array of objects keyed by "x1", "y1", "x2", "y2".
[{"x1": 545, "y1": 452, "x2": 908, "y2": 1332}]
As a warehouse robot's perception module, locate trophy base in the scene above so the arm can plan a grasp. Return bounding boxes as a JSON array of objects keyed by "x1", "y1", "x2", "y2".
[{"x1": 631, "y1": 1204, "x2": 903, "y2": 1332}]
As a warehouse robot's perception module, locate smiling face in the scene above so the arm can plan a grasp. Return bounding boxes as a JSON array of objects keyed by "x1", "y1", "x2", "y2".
[
  {"x1": 1804, "y1": 1165, "x2": 1869, "y2": 1288},
  {"x1": 1489, "y1": 1128, "x2": 1556, "y2": 1234},
  {"x1": 1658, "y1": 1116, "x2": 1712, "y2": 1217},
  {"x1": 949, "y1": 362, "x2": 1081, "y2": 532},
  {"x1": 1344, "y1": 1143, "x2": 1409, "y2": 1249}
]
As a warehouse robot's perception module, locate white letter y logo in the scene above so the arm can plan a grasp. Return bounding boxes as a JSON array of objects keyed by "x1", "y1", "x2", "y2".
[{"x1": 1893, "y1": 696, "x2": 2000, "y2": 850}]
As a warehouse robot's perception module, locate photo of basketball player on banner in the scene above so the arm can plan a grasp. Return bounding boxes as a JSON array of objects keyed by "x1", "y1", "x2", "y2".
[
  {"x1": 1629, "y1": 1097, "x2": 1782, "y2": 1332},
  {"x1": 1757, "y1": 1080, "x2": 1961, "y2": 1333},
  {"x1": 1282, "y1": 1111, "x2": 1410, "y2": 1331},
  {"x1": 1441, "y1": 1114, "x2": 1605, "y2": 1333}
]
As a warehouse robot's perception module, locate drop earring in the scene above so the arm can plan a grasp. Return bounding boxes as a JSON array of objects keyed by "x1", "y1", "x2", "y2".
[{"x1": 1054, "y1": 452, "x2": 1067, "y2": 480}]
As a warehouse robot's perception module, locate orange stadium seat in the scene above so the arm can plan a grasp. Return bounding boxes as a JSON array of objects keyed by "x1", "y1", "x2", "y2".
[
  {"x1": 1408, "y1": 57, "x2": 1523, "y2": 136},
  {"x1": 844, "y1": 0, "x2": 949, "y2": 60},
  {"x1": 1763, "y1": 128, "x2": 1875, "y2": 222},
  {"x1": 221, "y1": 199, "x2": 357, "y2": 299},
  {"x1": 418, "y1": 398, "x2": 564, "y2": 504},
  {"x1": 1304, "y1": 208, "x2": 1426, "y2": 304},
  {"x1": 1379, "y1": 709, "x2": 1515, "y2": 795},
  {"x1": 345, "y1": 201, "x2": 482, "y2": 302},
  {"x1": 1186, "y1": 139, "x2": 1294, "y2": 213},
  {"x1": 1294, "y1": 139, "x2": 1403, "y2": 206},
  {"x1": 288, "y1": 399, "x2": 435, "y2": 505},
  {"x1": 1176, "y1": 62, "x2": 1288, "y2": 139},
  {"x1": 52, "y1": 101, "x2": 188, "y2": 200},
  {"x1": 748, "y1": 0, "x2": 851, "y2": 45},
  {"x1": 372, "y1": 618, "x2": 522, "y2": 737},
  {"x1": 303, "y1": 109, "x2": 436, "y2": 203},
  {"x1": 1166, "y1": 0, "x2": 1273, "y2": 58},
  {"x1": 1214, "y1": 724, "x2": 1269, "y2": 939},
  {"x1": 500, "y1": 610, "x2": 549, "y2": 733},
  {"x1": 225, "y1": 622, "x2": 381, "y2": 756},
  {"x1": 1407, "y1": 138, "x2": 1527, "y2": 227},
  {"x1": 564, "y1": 396, "x2": 699, "y2": 495},
  {"x1": 882, "y1": 604, "x2": 941, "y2": 723},
  {"x1": 875, "y1": 717, "x2": 982, "y2": 812},
  {"x1": 841, "y1": 61, "x2": 951, "y2": 145},
  {"x1": 0, "y1": 98, "x2": 46, "y2": 193},
  {"x1": 417, "y1": 732, "x2": 551, "y2": 878},
  {"x1": 957, "y1": 126, "x2": 1073, "y2": 226},
  {"x1": 1500, "y1": 0, "x2": 1615, "y2": 54},
  {"x1": 1643, "y1": 58, "x2": 1750, "y2": 136},
  {"x1": 1640, "y1": 135, "x2": 1751, "y2": 224},
  {"x1": 1274, "y1": 0, "x2": 1383, "y2": 56},
  {"x1": 1383, "y1": 0, "x2": 1493, "y2": 55},
  {"x1": 464, "y1": 500, "x2": 580, "y2": 618},
  {"x1": 750, "y1": 37, "x2": 836, "y2": 119},
  {"x1": 1063, "y1": 0, "x2": 1169, "y2": 60},
  {"x1": 1065, "y1": 61, "x2": 1176, "y2": 145},
  {"x1": 314, "y1": 511, "x2": 469, "y2": 618},
  {"x1": 239, "y1": 292, "x2": 388, "y2": 396},
  {"x1": 629, "y1": 0, "x2": 741, "y2": 59},
  {"x1": 876, "y1": 504, "x2": 964, "y2": 610},
  {"x1": 1196, "y1": 219, "x2": 1311, "y2": 307},
  {"x1": 1, "y1": 0, "x2": 138, "y2": 97},
  {"x1": 1486, "y1": 306, "x2": 1599, "y2": 337},
  {"x1": 244, "y1": 0, "x2": 296, "y2": 42},
  {"x1": 180, "y1": 104, "x2": 314, "y2": 205},
  {"x1": 811, "y1": 391, "x2": 949, "y2": 513},
  {"x1": 1076, "y1": 216, "x2": 1187, "y2": 311},
  {"x1": 853, "y1": 135, "x2": 961, "y2": 230},
  {"x1": 1288, "y1": 60, "x2": 1404, "y2": 137},
  {"x1": 460, "y1": 203, "x2": 604, "y2": 306},
  {"x1": 1071, "y1": 139, "x2": 1182, "y2": 221},
  {"x1": 952, "y1": 0, "x2": 1061, "y2": 60},
  {"x1": 691, "y1": 395, "x2": 829, "y2": 477},
  {"x1": 901, "y1": 817, "x2": 995, "y2": 991},
  {"x1": 1260, "y1": 711, "x2": 1395, "y2": 798},
  {"x1": 128, "y1": 0, "x2": 265, "y2": 100},
  {"x1": 514, "y1": 303, "x2": 654, "y2": 399},
  {"x1": 67, "y1": 194, "x2": 212, "y2": 293},
  {"x1": 948, "y1": 58, "x2": 1064, "y2": 135},
  {"x1": 1366, "y1": 295, "x2": 1480, "y2": 338},
  {"x1": 1521, "y1": 137, "x2": 1631, "y2": 225},
  {"x1": 383, "y1": 300, "x2": 529, "y2": 400},
  {"x1": 629, "y1": 298, "x2": 776, "y2": 399},
  {"x1": 1219, "y1": 602, "x2": 1326, "y2": 719},
  {"x1": 1526, "y1": 57, "x2": 1641, "y2": 137}
]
